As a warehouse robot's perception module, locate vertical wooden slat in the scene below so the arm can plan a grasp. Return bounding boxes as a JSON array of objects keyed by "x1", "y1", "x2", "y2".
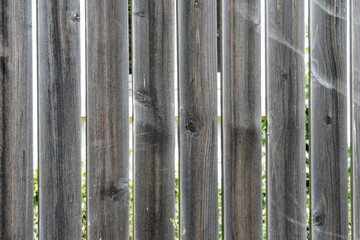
[
  {"x1": 132, "y1": 0, "x2": 175, "y2": 239},
  {"x1": 310, "y1": 0, "x2": 348, "y2": 239},
  {"x1": 178, "y1": 0, "x2": 218, "y2": 239},
  {"x1": 38, "y1": 1, "x2": 82, "y2": 239},
  {"x1": 0, "y1": 1, "x2": 33, "y2": 239},
  {"x1": 351, "y1": 1, "x2": 360, "y2": 239},
  {"x1": 266, "y1": 0, "x2": 306, "y2": 239},
  {"x1": 86, "y1": 1, "x2": 129, "y2": 239},
  {"x1": 221, "y1": 0, "x2": 262, "y2": 239}
]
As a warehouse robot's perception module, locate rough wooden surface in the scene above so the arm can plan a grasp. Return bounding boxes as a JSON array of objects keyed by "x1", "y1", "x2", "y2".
[
  {"x1": 86, "y1": 1, "x2": 129, "y2": 239},
  {"x1": 351, "y1": 1, "x2": 360, "y2": 239},
  {"x1": 310, "y1": 0, "x2": 348, "y2": 239},
  {"x1": 132, "y1": 0, "x2": 175, "y2": 239},
  {"x1": 38, "y1": 1, "x2": 82, "y2": 239},
  {"x1": 266, "y1": 0, "x2": 306, "y2": 239},
  {"x1": 221, "y1": 0, "x2": 262, "y2": 239},
  {"x1": 0, "y1": 1, "x2": 33, "y2": 239},
  {"x1": 178, "y1": 0, "x2": 218, "y2": 239}
]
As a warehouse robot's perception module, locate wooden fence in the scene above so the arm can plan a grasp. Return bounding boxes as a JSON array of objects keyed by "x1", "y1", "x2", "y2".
[{"x1": 0, "y1": 0, "x2": 359, "y2": 239}]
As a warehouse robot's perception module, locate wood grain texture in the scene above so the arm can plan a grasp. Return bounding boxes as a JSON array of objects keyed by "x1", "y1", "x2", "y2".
[
  {"x1": 221, "y1": 0, "x2": 262, "y2": 239},
  {"x1": 38, "y1": 1, "x2": 82, "y2": 239},
  {"x1": 351, "y1": 1, "x2": 360, "y2": 239},
  {"x1": 132, "y1": 0, "x2": 175, "y2": 239},
  {"x1": 266, "y1": 0, "x2": 306, "y2": 239},
  {"x1": 86, "y1": 1, "x2": 129, "y2": 239},
  {"x1": 309, "y1": 0, "x2": 348, "y2": 239},
  {"x1": 178, "y1": 0, "x2": 218, "y2": 239},
  {"x1": 0, "y1": 1, "x2": 33, "y2": 239}
]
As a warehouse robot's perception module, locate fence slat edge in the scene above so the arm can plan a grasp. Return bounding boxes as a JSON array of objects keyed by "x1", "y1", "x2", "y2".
[
  {"x1": 310, "y1": 0, "x2": 348, "y2": 239},
  {"x1": 38, "y1": 1, "x2": 82, "y2": 239},
  {"x1": 266, "y1": 0, "x2": 306, "y2": 238},
  {"x1": 178, "y1": 0, "x2": 219, "y2": 238},
  {"x1": 221, "y1": 0, "x2": 262, "y2": 238},
  {"x1": 86, "y1": 1, "x2": 130, "y2": 239},
  {"x1": 132, "y1": 0, "x2": 176, "y2": 238},
  {"x1": 0, "y1": 1, "x2": 33, "y2": 239}
]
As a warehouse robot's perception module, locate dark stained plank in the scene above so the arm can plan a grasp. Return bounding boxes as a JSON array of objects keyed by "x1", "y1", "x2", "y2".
[
  {"x1": 0, "y1": 1, "x2": 33, "y2": 239},
  {"x1": 178, "y1": 0, "x2": 218, "y2": 239},
  {"x1": 221, "y1": 0, "x2": 262, "y2": 239},
  {"x1": 309, "y1": 0, "x2": 348, "y2": 239},
  {"x1": 38, "y1": 1, "x2": 82, "y2": 239},
  {"x1": 351, "y1": 1, "x2": 360, "y2": 239},
  {"x1": 132, "y1": 0, "x2": 175, "y2": 239},
  {"x1": 86, "y1": 1, "x2": 129, "y2": 239},
  {"x1": 266, "y1": 0, "x2": 306, "y2": 239}
]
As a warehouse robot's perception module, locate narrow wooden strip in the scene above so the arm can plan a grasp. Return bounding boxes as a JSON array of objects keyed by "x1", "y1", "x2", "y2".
[
  {"x1": 86, "y1": 1, "x2": 129, "y2": 239},
  {"x1": 309, "y1": 0, "x2": 348, "y2": 239},
  {"x1": 38, "y1": 1, "x2": 82, "y2": 239},
  {"x1": 266, "y1": 0, "x2": 306, "y2": 239},
  {"x1": 221, "y1": 0, "x2": 262, "y2": 239},
  {"x1": 132, "y1": 0, "x2": 176, "y2": 238},
  {"x1": 351, "y1": 1, "x2": 360, "y2": 239},
  {"x1": 178, "y1": 0, "x2": 218, "y2": 239},
  {"x1": 0, "y1": 1, "x2": 33, "y2": 239}
]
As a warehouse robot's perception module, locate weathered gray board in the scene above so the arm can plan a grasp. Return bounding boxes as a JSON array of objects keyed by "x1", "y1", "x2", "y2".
[
  {"x1": 38, "y1": 1, "x2": 82, "y2": 239},
  {"x1": 86, "y1": 1, "x2": 129, "y2": 239},
  {"x1": 351, "y1": 1, "x2": 360, "y2": 239},
  {"x1": 178, "y1": 0, "x2": 219, "y2": 239},
  {"x1": 310, "y1": 0, "x2": 348, "y2": 239},
  {"x1": 266, "y1": 0, "x2": 306, "y2": 239},
  {"x1": 221, "y1": 0, "x2": 262, "y2": 239},
  {"x1": 132, "y1": 0, "x2": 176, "y2": 239},
  {"x1": 0, "y1": 1, "x2": 33, "y2": 239}
]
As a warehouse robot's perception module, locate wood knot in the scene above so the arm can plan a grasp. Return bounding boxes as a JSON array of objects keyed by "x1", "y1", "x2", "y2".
[
  {"x1": 134, "y1": 92, "x2": 151, "y2": 107},
  {"x1": 101, "y1": 179, "x2": 129, "y2": 202},
  {"x1": 324, "y1": 115, "x2": 332, "y2": 125},
  {"x1": 73, "y1": 12, "x2": 80, "y2": 21},
  {"x1": 313, "y1": 212, "x2": 325, "y2": 227},
  {"x1": 281, "y1": 73, "x2": 288, "y2": 81},
  {"x1": 134, "y1": 11, "x2": 146, "y2": 18},
  {"x1": 194, "y1": 1, "x2": 200, "y2": 7},
  {"x1": 185, "y1": 121, "x2": 196, "y2": 132}
]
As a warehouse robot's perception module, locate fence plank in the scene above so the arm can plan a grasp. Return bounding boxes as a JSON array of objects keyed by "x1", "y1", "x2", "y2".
[
  {"x1": 310, "y1": 0, "x2": 348, "y2": 239},
  {"x1": 132, "y1": 0, "x2": 175, "y2": 239},
  {"x1": 38, "y1": 1, "x2": 82, "y2": 239},
  {"x1": 351, "y1": 1, "x2": 360, "y2": 239},
  {"x1": 178, "y1": 0, "x2": 218, "y2": 239},
  {"x1": 266, "y1": 0, "x2": 306, "y2": 239},
  {"x1": 0, "y1": 1, "x2": 33, "y2": 239},
  {"x1": 86, "y1": 1, "x2": 129, "y2": 239},
  {"x1": 221, "y1": 0, "x2": 262, "y2": 239}
]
